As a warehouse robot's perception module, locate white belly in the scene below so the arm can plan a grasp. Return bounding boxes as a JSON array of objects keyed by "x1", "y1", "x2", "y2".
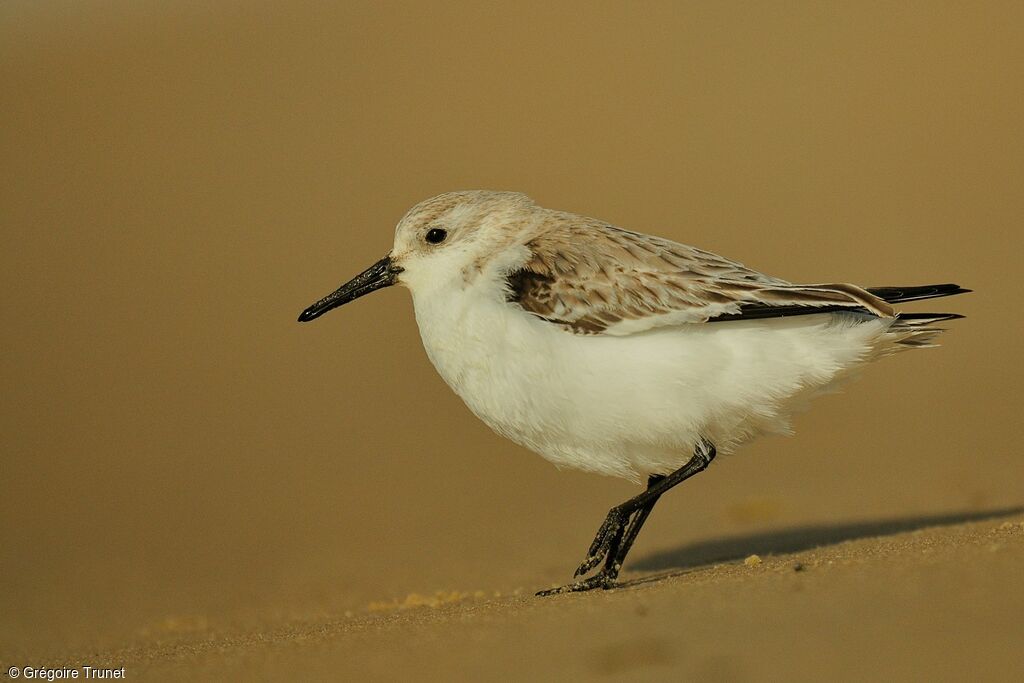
[{"x1": 410, "y1": 284, "x2": 890, "y2": 482}]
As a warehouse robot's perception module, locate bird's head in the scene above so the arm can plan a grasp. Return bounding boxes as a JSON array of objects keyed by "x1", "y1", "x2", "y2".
[{"x1": 298, "y1": 190, "x2": 536, "y2": 322}]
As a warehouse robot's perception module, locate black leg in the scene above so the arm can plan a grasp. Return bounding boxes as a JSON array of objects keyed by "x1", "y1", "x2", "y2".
[
  {"x1": 570, "y1": 474, "x2": 664, "y2": 580},
  {"x1": 537, "y1": 439, "x2": 716, "y2": 596},
  {"x1": 607, "y1": 474, "x2": 665, "y2": 573}
]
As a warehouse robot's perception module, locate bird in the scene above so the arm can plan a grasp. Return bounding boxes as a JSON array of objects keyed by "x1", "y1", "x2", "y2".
[{"x1": 298, "y1": 190, "x2": 968, "y2": 595}]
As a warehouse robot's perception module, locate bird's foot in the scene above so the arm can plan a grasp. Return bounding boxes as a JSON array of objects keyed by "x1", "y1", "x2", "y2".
[
  {"x1": 536, "y1": 569, "x2": 618, "y2": 596},
  {"x1": 536, "y1": 507, "x2": 629, "y2": 596},
  {"x1": 573, "y1": 506, "x2": 628, "y2": 578}
]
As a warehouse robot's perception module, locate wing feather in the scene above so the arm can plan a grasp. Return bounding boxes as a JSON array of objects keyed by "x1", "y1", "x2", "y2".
[{"x1": 504, "y1": 220, "x2": 893, "y2": 335}]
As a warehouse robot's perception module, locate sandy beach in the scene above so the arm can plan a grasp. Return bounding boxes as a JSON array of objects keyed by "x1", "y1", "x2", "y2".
[{"x1": 59, "y1": 512, "x2": 1022, "y2": 680}]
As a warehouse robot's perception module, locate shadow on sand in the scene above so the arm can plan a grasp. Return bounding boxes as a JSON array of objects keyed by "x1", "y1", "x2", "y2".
[{"x1": 631, "y1": 506, "x2": 1024, "y2": 575}]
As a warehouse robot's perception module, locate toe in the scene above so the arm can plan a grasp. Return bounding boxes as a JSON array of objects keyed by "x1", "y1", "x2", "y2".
[
  {"x1": 536, "y1": 572, "x2": 618, "y2": 596},
  {"x1": 574, "y1": 553, "x2": 602, "y2": 577}
]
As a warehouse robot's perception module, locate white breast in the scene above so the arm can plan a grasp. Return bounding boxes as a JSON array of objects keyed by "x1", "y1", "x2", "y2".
[{"x1": 410, "y1": 280, "x2": 891, "y2": 482}]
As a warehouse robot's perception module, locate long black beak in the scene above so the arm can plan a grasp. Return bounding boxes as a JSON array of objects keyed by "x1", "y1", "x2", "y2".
[{"x1": 297, "y1": 255, "x2": 403, "y2": 322}]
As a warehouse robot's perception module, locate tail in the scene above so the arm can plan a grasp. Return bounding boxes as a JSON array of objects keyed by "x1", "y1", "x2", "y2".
[
  {"x1": 866, "y1": 283, "x2": 970, "y2": 349},
  {"x1": 866, "y1": 283, "x2": 971, "y2": 304}
]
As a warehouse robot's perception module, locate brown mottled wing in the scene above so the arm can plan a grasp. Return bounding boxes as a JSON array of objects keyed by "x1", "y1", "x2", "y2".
[{"x1": 504, "y1": 220, "x2": 894, "y2": 335}]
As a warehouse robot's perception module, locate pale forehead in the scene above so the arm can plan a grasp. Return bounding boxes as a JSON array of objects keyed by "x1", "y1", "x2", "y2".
[{"x1": 397, "y1": 191, "x2": 535, "y2": 231}]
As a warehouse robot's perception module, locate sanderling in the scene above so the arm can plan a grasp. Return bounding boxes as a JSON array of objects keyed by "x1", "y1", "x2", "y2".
[{"x1": 298, "y1": 190, "x2": 968, "y2": 595}]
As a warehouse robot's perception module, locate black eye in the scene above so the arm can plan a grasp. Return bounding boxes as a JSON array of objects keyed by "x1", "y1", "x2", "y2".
[{"x1": 425, "y1": 228, "x2": 447, "y2": 244}]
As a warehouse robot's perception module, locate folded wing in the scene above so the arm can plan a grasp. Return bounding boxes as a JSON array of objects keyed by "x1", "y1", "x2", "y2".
[{"x1": 504, "y1": 221, "x2": 894, "y2": 335}]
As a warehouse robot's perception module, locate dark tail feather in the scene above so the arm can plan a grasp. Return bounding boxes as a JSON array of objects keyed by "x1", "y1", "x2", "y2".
[
  {"x1": 866, "y1": 283, "x2": 971, "y2": 304},
  {"x1": 869, "y1": 285, "x2": 969, "y2": 332},
  {"x1": 709, "y1": 283, "x2": 970, "y2": 323}
]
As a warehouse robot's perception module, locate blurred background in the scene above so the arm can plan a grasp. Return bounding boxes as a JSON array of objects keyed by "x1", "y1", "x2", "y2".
[{"x1": 2, "y1": 0, "x2": 1022, "y2": 661}]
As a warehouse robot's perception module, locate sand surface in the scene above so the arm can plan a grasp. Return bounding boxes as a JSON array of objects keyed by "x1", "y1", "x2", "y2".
[
  {"x1": 70, "y1": 513, "x2": 1024, "y2": 681},
  {"x1": 2, "y1": 2, "x2": 1023, "y2": 680}
]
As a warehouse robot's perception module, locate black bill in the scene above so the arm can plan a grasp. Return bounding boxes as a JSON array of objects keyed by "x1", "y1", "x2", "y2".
[{"x1": 297, "y1": 255, "x2": 403, "y2": 322}]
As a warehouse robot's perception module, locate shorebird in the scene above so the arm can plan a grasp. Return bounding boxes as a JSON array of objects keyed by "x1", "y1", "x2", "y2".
[{"x1": 298, "y1": 190, "x2": 967, "y2": 595}]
